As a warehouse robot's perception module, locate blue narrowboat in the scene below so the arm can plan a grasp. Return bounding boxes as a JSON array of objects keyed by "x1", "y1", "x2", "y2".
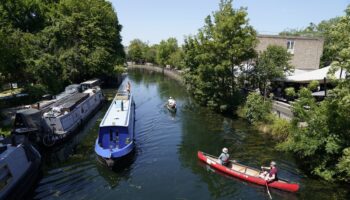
[{"x1": 94, "y1": 91, "x2": 135, "y2": 167}]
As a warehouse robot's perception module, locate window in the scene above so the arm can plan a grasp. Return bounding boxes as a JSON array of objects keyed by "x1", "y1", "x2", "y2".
[
  {"x1": 109, "y1": 129, "x2": 113, "y2": 141},
  {"x1": 287, "y1": 40, "x2": 295, "y2": 54}
]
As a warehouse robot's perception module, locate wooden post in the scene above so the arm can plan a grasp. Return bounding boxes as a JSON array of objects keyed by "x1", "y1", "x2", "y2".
[{"x1": 324, "y1": 77, "x2": 327, "y2": 97}]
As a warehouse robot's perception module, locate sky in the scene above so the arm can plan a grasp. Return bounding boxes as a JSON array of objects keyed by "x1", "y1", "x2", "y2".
[{"x1": 109, "y1": 0, "x2": 350, "y2": 46}]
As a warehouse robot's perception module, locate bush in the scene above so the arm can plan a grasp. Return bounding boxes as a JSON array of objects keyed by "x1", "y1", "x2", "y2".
[
  {"x1": 24, "y1": 84, "x2": 47, "y2": 100},
  {"x1": 243, "y1": 92, "x2": 271, "y2": 123},
  {"x1": 284, "y1": 87, "x2": 296, "y2": 98},
  {"x1": 270, "y1": 116, "x2": 292, "y2": 141},
  {"x1": 308, "y1": 80, "x2": 320, "y2": 91}
]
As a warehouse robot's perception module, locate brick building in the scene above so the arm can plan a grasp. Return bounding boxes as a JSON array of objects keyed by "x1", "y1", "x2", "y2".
[{"x1": 256, "y1": 35, "x2": 324, "y2": 71}]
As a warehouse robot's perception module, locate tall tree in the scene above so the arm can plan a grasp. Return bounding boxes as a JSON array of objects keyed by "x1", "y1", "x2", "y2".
[
  {"x1": 26, "y1": 0, "x2": 125, "y2": 92},
  {"x1": 183, "y1": 0, "x2": 257, "y2": 111},
  {"x1": 280, "y1": 5, "x2": 350, "y2": 182},
  {"x1": 127, "y1": 39, "x2": 148, "y2": 64},
  {"x1": 254, "y1": 45, "x2": 293, "y2": 98},
  {"x1": 156, "y1": 37, "x2": 179, "y2": 67}
]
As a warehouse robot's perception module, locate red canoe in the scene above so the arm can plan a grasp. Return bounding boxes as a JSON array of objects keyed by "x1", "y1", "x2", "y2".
[{"x1": 198, "y1": 151, "x2": 299, "y2": 192}]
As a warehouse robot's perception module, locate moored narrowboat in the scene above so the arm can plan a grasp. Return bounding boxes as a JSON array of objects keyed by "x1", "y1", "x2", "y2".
[{"x1": 0, "y1": 136, "x2": 41, "y2": 200}]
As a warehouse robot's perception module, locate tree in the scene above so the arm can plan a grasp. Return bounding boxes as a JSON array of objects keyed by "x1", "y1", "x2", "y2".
[
  {"x1": 27, "y1": 0, "x2": 124, "y2": 92},
  {"x1": 168, "y1": 48, "x2": 185, "y2": 69},
  {"x1": 279, "y1": 6, "x2": 350, "y2": 181},
  {"x1": 0, "y1": 0, "x2": 125, "y2": 94},
  {"x1": 127, "y1": 39, "x2": 148, "y2": 64},
  {"x1": 183, "y1": 0, "x2": 257, "y2": 112},
  {"x1": 242, "y1": 92, "x2": 271, "y2": 123},
  {"x1": 144, "y1": 44, "x2": 158, "y2": 64},
  {"x1": 254, "y1": 45, "x2": 293, "y2": 99},
  {"x1": 156, "y1": 37, "x2": 179, "y2": 67}
]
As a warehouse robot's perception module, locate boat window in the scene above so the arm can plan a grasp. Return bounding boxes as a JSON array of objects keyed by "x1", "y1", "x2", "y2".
[
  {"x1": 0, "y1": 165, "x2": 13, "y2": 190},
  {"x1": 109, "y1": 129, "x2": 113, "y2": 141}
]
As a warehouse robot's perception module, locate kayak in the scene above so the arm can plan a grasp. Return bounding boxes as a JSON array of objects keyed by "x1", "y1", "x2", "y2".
[
  {"x1": 166, "y1": 104, "x2": 177, "y2": 113},
  {"x1": 197, "y1": 151, "x2": 299, "y2": 192}
]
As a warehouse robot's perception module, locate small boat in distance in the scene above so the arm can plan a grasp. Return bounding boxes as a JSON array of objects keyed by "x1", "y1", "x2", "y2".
[
  {"x1": 166, "y1": 97, "x2": 177, "y2": 113},
  {"x1": 197, "y1": 151, "x2": 299, "y2": 192},
  {"x1": 95, "y1": 91, "x2": 135, "y2": 167}
]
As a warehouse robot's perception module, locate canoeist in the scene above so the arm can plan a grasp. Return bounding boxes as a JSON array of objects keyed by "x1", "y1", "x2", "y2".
[
  {"x1": 168, "y1": 97, "x2": 176, "y2": 108},
  {"x1": 218, "y1": 147, "x2": 229, "y2": 165},
  {"x1": 260, "y1": 161, "x2": 278, "y2": 182}
]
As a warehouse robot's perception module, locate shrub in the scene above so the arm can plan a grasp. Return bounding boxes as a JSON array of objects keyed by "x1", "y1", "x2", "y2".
[
  {"x1": 284, "y1": 87, "x2": 296, "y2": 98},
  {"x1": 24, "y1": 84, "x2": 47, "y2": 100},
  {"x1": 270, "y1": 116, "x2": 292, "y2": 141},
  {"x1": 308, "y1": 80, "x2": 320, "y2": 91},
  {"x1": 243, "y1": 92, "x2": 271, "y2": 123}
]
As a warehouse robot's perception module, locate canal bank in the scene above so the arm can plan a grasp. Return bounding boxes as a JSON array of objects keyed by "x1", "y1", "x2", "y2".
[
  {"x1": 29, "y1": 69, "x2": 350, "y2": 200},
  {"x1": 127, "y1": 65, "x2": 183, "y2": 83}
]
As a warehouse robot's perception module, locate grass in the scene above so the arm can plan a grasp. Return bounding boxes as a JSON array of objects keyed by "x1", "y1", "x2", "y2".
[
  {"x1": 0, "y1": 88, "x2": 23, "y2": 98},
  {"x1": 0, "y1": 125, "x2": 11, "y2": 137}
]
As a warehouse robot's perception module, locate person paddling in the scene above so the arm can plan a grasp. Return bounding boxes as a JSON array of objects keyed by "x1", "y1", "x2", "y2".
[
  {"x1": 260, "y1": 161, "x2": 278, "y2": 182},
  {"x1": 168, "y1": 97, "x2": 176, "y2": 108},
  {"x1": 218, "y1": 147, "x2": 229, "y2": 166}
]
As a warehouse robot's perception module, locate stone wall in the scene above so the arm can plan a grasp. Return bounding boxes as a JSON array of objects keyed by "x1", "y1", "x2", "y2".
[{"x1": 127, "y1": 65, "x2": 183, "y2": 83}]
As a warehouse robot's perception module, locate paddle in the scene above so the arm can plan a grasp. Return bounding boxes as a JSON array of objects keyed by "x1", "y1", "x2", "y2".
[{"x1": 265, "y1": 181, "x2": 272, "y2": 200}]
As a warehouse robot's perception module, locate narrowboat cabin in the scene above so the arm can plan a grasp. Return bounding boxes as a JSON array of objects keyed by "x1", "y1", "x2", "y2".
[{"x1": 95, "y1": 91, "x2": 135, "y2": 167}]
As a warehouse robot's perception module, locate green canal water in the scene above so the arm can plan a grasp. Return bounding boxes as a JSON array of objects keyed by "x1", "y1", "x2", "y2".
[{"x1": 31, "y1": 69, "x2": 350, "y2": 200}]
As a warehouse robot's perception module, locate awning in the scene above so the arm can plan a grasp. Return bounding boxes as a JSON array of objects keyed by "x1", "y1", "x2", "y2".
[{"x1": 285, "y1": 66, "x2": 346, "y2": 83}]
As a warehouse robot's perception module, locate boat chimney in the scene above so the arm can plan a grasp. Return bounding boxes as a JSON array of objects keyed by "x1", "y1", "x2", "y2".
[
  {"x1": 11, "y1": 135, "x2": 16, "y2": 146},
  {"x1": 121, "y1": 100, "x2": 124, "y2": 111}
]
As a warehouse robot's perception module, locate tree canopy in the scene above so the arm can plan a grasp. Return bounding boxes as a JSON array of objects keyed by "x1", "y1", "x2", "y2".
[
  {"x1": 0, "y1": 0, "x2": 125, "y2": 94},
  {"x1": 183, "y1": 0, "x2": 257, "y2": 112},
  {"x1": 279, "y1": 5, "x2": 350, "y2": 182},
  {"x1": 254, "y1": 45, "x2": 293, "y2": 98}
]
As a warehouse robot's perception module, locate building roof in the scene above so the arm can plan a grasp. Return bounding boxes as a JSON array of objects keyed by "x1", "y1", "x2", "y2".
[
  {"x1": 285, "y1": 66, "x2": 346, "y2": 83},
  {"x1": 257, "y1": 34, "x2": 324, "y2": 41}
]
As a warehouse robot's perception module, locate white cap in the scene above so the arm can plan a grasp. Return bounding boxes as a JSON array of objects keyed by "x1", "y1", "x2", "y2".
[
  {"x1": 222, "y1": 147, "x2": 228, "y2": 153},
  {"x1": 270, "y1": 161, "x2": 277, "y2": 166}
]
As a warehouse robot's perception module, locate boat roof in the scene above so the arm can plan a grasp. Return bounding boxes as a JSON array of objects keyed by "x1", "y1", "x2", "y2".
[
  {"x1": 81, "y1": 79, "x2": 100, "y2": 86},
  {"x1": 52, "y1": 93, "x2": 89, "y2": 110},
  {"x1": 100, "y1": 92, "x2": 132, "y2": 127}
]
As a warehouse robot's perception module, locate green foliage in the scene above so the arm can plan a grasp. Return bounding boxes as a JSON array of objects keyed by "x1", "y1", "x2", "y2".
[
  {"x1": 254, "y1": 45, "x2": 293, "y2": 97},
  {"x1": 127, "y1": 39, "x2": 148, "y2": 64},
  {"x1": 280, "y1": 11, "x2": 350, "y2": 181},
  {"x1": 242, "y1": 92, "x2": 271, "y2": 123},
  {"x1": 168, "y1": 49, "x2": 185, "y2": 69},
  {"x1": 284, "y1": 87, "x2": 296, "y2": 97},
  {"x1": 144, "y1": 45, "x2": 158, "y2": 64},
  {"x1": 114, "y1": 65, "x2": 126, "y2": 74},
  {"x1": 291, "y1": 87, "x2": 317, "y2": 125},
  {"x1": 308, "y1": 80, "x2": 320, "y2": 91},
  {"x1": 270, "y1": 116, "x2": 292, "y2": 141},
  {"x1": 183, "y1": 0, "x2": 257, "y2": 112},
  {"x1": 0, "y1": 0, "x2": 125, "y2": 94},
  {"x1": 156, "y1": 38, "x2": 179, "y2": 67},
  {"x1": 24, "y1": 84, "x2": 47, "y2": 100}
]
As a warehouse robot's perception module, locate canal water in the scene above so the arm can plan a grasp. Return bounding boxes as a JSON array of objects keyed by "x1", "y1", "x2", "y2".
[{"x1": 31, "y1": 69, "x2": 349, "y2": 200}]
